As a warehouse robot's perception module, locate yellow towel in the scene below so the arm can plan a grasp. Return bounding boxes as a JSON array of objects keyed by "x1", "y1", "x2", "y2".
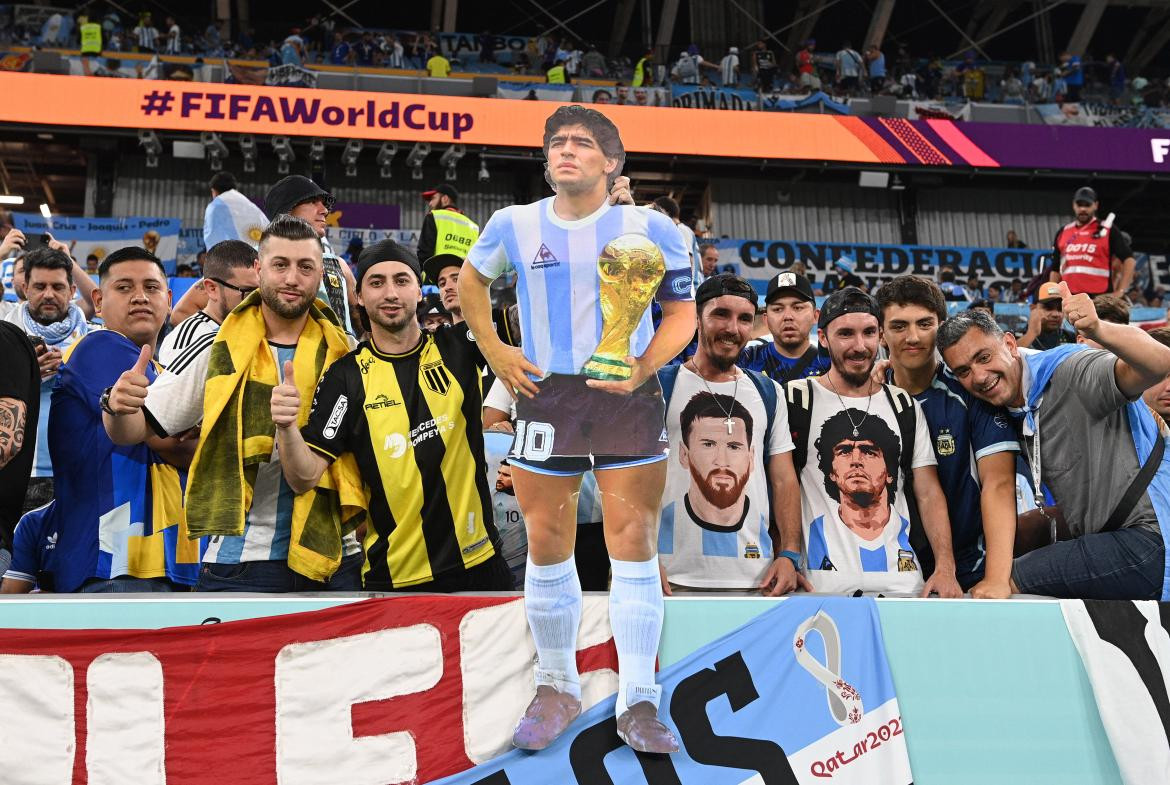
[{"x1": 185, "y1": 292, "x2": 367, "y2": 581}]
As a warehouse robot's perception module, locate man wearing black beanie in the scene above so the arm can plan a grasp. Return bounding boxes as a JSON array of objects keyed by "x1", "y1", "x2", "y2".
[{"x1": 276, "y1": 237, "x2": 513, "y2": 592}]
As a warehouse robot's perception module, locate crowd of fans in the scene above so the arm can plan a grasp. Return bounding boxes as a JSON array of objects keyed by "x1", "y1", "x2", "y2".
[
  {"x1": 0, "y1": 121, "x2": 1166, "y2": 605},
  {"x1": 5, "y1": 6, "x2": 1168, "y2": 111}
]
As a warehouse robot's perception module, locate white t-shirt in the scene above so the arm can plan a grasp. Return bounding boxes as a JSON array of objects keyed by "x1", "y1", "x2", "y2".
[
  {"x1": 659, "y1": 366, "x2": 793, "y2": 589},
  {"x1": 157, "y1": 310, "x2": 217, "y2": 368},
  {"x1": 720, "y1": 53, "x2": 739, "y2": 86},
  {"x1": 483, "y1": 376, "x2": 516, "y2": 419},
  {"x1": 796, "y1": 381, "x2": 934, "y2": 595}
]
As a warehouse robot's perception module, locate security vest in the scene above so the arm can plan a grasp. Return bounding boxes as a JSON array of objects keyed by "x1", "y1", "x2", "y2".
[
  {"x1": 80, "y1": 22, "x2": 102, "y2": 54},
  {"x1": 546, "y1": 64, "x2": 566, "y2": 83},
  {"x1": 1056, "y1": 218, "x2": 1113, "y2": 295},
  {"x1": 432, "y1": 209, "x2": 480, "y2": 258}
]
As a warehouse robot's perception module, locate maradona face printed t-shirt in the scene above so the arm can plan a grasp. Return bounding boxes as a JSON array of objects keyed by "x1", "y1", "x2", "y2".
[
  {"x1": 659, "y1": 366, "x2": 793, "y2": 589},
  {"x1": 797, "y1": 384, "x2": 935, "y2": 595}
]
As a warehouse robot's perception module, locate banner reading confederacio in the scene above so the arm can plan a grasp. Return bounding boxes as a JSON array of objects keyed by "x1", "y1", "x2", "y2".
[{"x1": 722, "y1": 238, "x2": 1050, "y2": 289}]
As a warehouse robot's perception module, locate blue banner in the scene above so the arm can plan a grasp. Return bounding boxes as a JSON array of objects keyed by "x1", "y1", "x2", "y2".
[
  {"x1": 671, "y1": 85, "x2": 760, "y2": 111},
  {"x1": 434, "y1": 597, "x2": 911, "y2": 785},
  {"x1": 709, "y1": 238, "x2": 1052, "y2": 293},
  {"x1": 12, "y1": 213, "x2": 182, "y2": 274},
  {"x1": 761, "y1": 91, "x2": 850, "y2": 114}
]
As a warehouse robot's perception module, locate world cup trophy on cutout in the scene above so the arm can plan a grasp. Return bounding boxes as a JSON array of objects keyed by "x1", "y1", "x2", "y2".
[{"x1": 581, "y1": 233, "x2": 666, "y2": 380}]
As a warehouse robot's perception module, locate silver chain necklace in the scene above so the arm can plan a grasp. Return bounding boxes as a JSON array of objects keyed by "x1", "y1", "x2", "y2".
[
  {"x1": 689, "y1": 359, "x2": 739, "y2": 435},
  {"x1": 825, "y1": 375, "x2": 874, "y2": 438}
]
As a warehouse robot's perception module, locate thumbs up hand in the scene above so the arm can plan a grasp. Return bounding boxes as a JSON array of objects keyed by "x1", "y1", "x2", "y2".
[
  {"x1": 271, "y1": 360, "x2": 301, "y2": 430},
  {"x1": 107, "y1": 344, "x2": 153, "y2": 415},
  {"x1": 1049, "y1": 281, "x2": 1098, "y2": 337}
]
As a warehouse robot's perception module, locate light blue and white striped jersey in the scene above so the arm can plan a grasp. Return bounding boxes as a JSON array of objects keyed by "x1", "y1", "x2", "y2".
[{"x1": 467, "y1": 198, "x2": 693, "y2": 377}]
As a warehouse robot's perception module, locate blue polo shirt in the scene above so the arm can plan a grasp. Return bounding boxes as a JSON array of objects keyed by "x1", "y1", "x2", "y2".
[{"x1": 891, "y1": 364, "x2": 1018, "y2": 586}]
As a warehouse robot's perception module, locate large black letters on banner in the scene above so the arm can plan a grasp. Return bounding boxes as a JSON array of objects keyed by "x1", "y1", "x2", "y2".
[
  {"x1": 670, "y1": 651, "x2": 799, "y2": 785},
  {"x1": 1084, "y1": 600, "x2": 1170, "y2": 747},
  {"x1": 467, "y1": 772, "x2": 513, "y2": 785},
  {"x1": 568, "y1": 715, "x2": 683, "y2": 784}
]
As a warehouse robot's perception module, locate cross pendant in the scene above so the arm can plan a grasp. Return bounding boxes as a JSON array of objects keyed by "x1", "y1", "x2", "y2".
[{"x1": 725, "y1": 417, "x2": 734, "y2": 435}]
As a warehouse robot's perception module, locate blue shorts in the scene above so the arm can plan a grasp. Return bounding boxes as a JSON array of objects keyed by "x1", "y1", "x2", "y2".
[{"x1": 510, "y1": 373, "x2": 668, "y2": 476}]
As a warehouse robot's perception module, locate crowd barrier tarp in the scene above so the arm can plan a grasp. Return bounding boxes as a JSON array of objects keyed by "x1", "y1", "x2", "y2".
[
  {"x1": 670, "y1": 84, "x2": 761, "y2": 111},
  {"x1": 906, "y1": 100, "x2": 972, "y2": 121},
  {"x1": 496, "y1": 82, "x2": 575, "y2": 102},
  {"x1": 5, "y1": 72, "x2": 1170, "y2": 174},
  {"x1": 582, "y1": 84, "x2": 670, "y2": 106},
  {"x1": 761, "y1": 90, "x2": 850, "y2": 114},
  {"x1": 436, "y1": 596, "x2": 910, "y2": 785},
  {"x1": 0, "y1": 595, "x2": 620, "y2": 785},
  {"x1": 11, "y1": 212, "x2": 181, "y2": 274},
  {"x1": 1061, "y1": 600, "x2": 1170, "y2": 785}
]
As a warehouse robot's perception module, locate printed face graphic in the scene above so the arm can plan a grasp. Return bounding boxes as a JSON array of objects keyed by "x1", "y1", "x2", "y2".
[
  {"x1": 830, "y1": 439, "x2": 888, "y2": 506},
  {"x1": 682, "y1": 416, "x2": 754, "y2": 510}
]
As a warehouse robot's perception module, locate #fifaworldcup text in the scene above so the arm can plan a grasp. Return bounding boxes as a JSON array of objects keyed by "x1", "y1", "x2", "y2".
[{"x1": 140, "y1": 89, "x2": 475, "y2": 138}]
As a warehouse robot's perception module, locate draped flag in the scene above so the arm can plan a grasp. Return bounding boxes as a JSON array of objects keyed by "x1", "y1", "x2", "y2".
[{"x1": 435, "y1": 596, "x2": 911, "y2": 785}]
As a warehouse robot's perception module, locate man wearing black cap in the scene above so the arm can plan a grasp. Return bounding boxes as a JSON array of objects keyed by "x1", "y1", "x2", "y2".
[
  {"x1": 1050, "y1": 186, "x2": 1135, "y2": 297},
  {"x1": 264, "y1": 174, "x2": 359, "y2": 337},
  {"x1": 658, "y1": 273, "x2": 807, "y2": 595},
  {"x1": 1018, "y1": 287, "x2": 1075, "y2": 350},
  {"x1": 785, "y1": 287, "x2": 961, "y2": 597},
  {"x1": 418, "y1": 293, "x2": 452, "y2": 332},
  {"x1": 417, "y1": 184, "x2": 480, "y2": 278},
  {"x1": 738, "y1": 270, "x2": 829, "y2": 384},
  {"x1": 278, "y1": 238, "x2": 512, "y2": 592}
]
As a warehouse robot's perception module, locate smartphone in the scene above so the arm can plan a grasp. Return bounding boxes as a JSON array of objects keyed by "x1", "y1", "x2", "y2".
[
  {"x1": 39, "y1": 233, "x2": 51, "y2": 245},
  {"x1": 29, "y1": 335, "x2": 46, "y2": 353}
]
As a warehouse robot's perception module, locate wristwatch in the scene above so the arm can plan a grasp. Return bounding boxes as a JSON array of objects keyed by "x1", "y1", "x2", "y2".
[{"x1": 99, "y1": 385, "x2": 118, "y2": 416}]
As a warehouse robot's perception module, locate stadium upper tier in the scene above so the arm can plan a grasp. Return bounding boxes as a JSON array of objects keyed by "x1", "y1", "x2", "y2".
[{"x1": 3, "y1": 39, "x2": 1167, "y2": 131}]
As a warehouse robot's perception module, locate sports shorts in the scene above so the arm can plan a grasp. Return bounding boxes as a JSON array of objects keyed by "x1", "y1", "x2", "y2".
[{"x1": 509, "y1": 373, "x2": 668, "y2": 475}]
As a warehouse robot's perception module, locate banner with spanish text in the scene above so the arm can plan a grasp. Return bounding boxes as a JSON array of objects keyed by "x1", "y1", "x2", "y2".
[
  {"x1": 671, "y1": 84, "x2": 760, "y2": 111},
  {"x1": 11, "y1": 213, "x2": 181, "y2": 273},
  {"x1": 0, "y1": 595, "x2": 620, "y2": 785}
]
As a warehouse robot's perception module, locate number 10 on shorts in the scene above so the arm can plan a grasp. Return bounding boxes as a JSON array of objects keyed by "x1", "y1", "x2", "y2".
[{"x1": 511, "y1": 419, "x2": 556, "y2": 461}]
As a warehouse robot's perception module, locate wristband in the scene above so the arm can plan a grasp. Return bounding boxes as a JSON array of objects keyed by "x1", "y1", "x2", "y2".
[{"x1": 779, "y1": 550, "x2": 802, "y2": 569}]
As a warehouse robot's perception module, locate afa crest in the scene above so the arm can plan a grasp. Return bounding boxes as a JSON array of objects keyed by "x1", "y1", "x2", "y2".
[{"x1": 935, "y1": 429, "x2": 956, "y2": 457}]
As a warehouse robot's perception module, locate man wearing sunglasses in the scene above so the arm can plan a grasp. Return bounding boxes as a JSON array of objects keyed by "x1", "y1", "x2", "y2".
[{"x1": 156, "y1": 240, "x2": 258, "y2": 367}]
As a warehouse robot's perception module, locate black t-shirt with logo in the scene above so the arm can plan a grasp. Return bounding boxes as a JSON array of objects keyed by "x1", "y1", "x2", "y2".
[{"x1": 302, "y1": 324, "x2": 499, "y2": 590}]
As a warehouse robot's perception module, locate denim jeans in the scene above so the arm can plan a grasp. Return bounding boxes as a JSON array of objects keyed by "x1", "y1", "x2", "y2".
[
  {"x1": 1012, "y1": 525, "x2": 1165, "y2": 599},
  {"x1": 78, "y1": 577, "x2": 181, "y2": 593},
  {"x1": 195, "y1": 550, "x2": 364, "y2": 593}
]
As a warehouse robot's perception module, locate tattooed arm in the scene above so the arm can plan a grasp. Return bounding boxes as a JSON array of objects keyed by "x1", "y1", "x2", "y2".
[{"x1": 0, "y1": 398, "x2": 27, "y2": 470}]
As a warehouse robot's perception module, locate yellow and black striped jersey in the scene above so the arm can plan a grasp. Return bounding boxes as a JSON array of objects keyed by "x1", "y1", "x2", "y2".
[{"x1": 302, "y1": 324, "x2": 498, "y2": 589}]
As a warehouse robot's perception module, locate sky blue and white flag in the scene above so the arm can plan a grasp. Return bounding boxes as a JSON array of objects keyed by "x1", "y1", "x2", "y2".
[{"x1": 433, "y1": 596, "x2": 912, "y2": 785}]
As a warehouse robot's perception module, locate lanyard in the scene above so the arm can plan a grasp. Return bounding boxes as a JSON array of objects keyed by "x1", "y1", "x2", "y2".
[{"x1": 1028, "y1": 407, "x2": 1058, "y2": 543}]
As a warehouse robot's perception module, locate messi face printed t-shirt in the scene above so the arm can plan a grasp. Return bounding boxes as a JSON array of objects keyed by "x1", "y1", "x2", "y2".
[
  {"x1": 797, "y1": 384, "x2": 935, "y2": 595},
  {"x1": 659, "y1": 366, "x2": 793, "y2": 589}
]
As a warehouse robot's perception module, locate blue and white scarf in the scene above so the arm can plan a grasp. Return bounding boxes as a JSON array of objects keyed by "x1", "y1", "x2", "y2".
[{"x1": 18, "y1": 302, "x2": 89, "y2": 347}]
